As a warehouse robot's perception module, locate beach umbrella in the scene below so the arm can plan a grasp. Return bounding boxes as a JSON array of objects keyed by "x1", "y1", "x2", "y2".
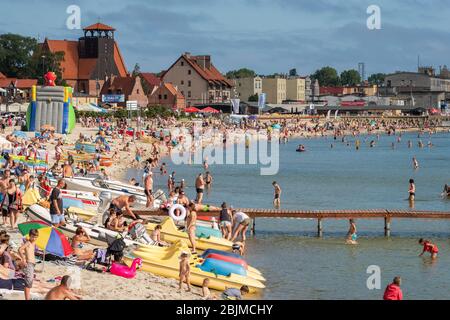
[
  {"x1": 18, "y1": 221, "x2": 73, "y2": 258},
  {"x1": 185, "y1": 106, "x2": 200, "y2": 113},
  {"x1": 201, "y1": 107, "x2": 220, "y2": 113},
  {"x1": 12, "y1": 131, "x2": 28, "y2": 140}
]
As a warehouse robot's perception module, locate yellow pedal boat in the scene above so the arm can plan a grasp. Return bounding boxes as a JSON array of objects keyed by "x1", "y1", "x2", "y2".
[
  {"x1": 146, "y1": 217, "x2": 234, "y2": 252},
  {"x1": 124, "y1": 250, "x2": 265, "y2": 293}
]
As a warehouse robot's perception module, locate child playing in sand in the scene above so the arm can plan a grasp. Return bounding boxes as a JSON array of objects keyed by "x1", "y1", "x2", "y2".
[
  {"x1": 179, "y1": 252, "x2": 191, "y2": 292},
  {"x1": 202, "y1": 278, "x2": 217, "y2": 300},
  {"x1": 18, "y1": 229, "x2": 39, "y2": 300}
]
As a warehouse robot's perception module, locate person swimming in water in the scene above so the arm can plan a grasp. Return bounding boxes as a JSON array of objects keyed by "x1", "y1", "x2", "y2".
[{"x1": 412, "y1": 157, "x2": 419, "y2": 170}]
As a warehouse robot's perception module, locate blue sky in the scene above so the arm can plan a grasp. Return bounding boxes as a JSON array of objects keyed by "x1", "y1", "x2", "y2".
[{"x1": 1, "y1": 0, "x2": 450, "y2": 77}]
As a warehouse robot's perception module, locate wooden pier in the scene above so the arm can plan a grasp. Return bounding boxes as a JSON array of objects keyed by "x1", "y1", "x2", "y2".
[{"x1": 135, "y1": 208, "x2": 450, "y2": 237}]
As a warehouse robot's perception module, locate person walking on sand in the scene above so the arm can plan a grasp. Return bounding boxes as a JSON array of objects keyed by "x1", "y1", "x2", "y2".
[
  {"x1": 383, "y1": 277, "x2": 403, "y2": 300},
  {"x1": 346, "y1": 219, "x2": 358, "y2": 245},
  {"x1": 179, "y1": 251, "x2": 191, "y2": 292},
  {"x1": 272, "y1": 181, "x2": 281, "y2": 207},
  {"x1": 219, "y1": 202, "x2": 233, "y2": 240},
  {"x1": 45, "y1": 275, "x2": 82, "y2": 300},
  {"x1": 18, "y1": 229, "x2": 39, "y2": 300},
  {"x1": 419, "y1": 238, "x2": 439, "y2": 259}
]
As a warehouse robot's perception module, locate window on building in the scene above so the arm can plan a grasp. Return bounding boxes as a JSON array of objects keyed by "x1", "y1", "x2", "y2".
[
  {"x1": 158, "y1": 94, "x2": 162, "y2": 100},
  {"x1": 188, "y1": 70, "x2": 191, "y2": 75},
  {"x1": 181, "y1": 91, "x2": 184, "y2": 96},
  {"x1": 181, "y1": 80, "x2": 184, "y2": 85},
  {"x1": 164, "y1": 94, "x2": 168, "y2": 100},
  {"x1": 137, "y1": 89, "x2": 139, "y2": 94},
  {"x1": 188, "y1": 91, "x2": 191, "y2": 98},
  {"x1": 188, "y1": 80, "x2": 191, "y2": 87},
  {"x1": 181, "y1": 61, "x2": 184, "y2": 66}
]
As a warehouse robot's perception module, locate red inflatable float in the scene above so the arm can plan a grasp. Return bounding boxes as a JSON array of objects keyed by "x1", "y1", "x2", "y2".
[{"x1": 204, "y1": 253, "x2": 248, "y2": 269}]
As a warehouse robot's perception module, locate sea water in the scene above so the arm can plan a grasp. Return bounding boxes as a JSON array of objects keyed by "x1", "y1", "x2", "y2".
[{"x1": 128, "y1": 132, "x2": 450, "y2": 299}]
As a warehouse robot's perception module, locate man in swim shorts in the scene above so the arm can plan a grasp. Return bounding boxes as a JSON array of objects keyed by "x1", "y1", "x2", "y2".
[
  {"x1": 195, "y1": 174, "x2": 205, "y2": 204},
  {"x1": 272, "y1": 181, "x2": 281, "y2": 207},
  {"x1": 144, "y1": 172, "x2": 154, "y2": 208}
]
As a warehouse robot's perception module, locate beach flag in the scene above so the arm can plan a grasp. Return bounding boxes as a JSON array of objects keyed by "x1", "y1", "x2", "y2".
[
  {"x1": 258, "y1": 93, "x2": 266, "y2": 109},
  {"x1": 231, "y1": 99, "x2": 240, "y2": 114}
]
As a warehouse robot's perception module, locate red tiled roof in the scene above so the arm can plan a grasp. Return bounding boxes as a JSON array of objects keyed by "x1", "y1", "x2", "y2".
[
  {"x1": 320, "y1": 87, "x2": 345, "y2": 95},
  {"x1": 0, "y1": 72, "x2": 6, "y2": 79},
  {"x1": 84, "y1": 23, "x2": 115, "y2": 31},
  {"x1": 0, "y1": 78, "x2": 38, "y2": 89},
  {"x1": 100, "y1": 76, "x2": 135, "y2": 96},
  {"x1": 140, "y1": 73, "x2": 162, "y2": 86},
  {"x1": 78, "y1": 59, "x2": 98, "y2": 79},
  {"x1": 44, "y1": 39, "x2": 128, "y2": 80},
  {"x1": 114, "y1": 42, "x2": 128, "y2": 77},
  {"x1": 162, "y1": 54, "x2": 233, "y2": 87},
  {"x1": 45, "y1": 40, "x2": 79, "y2": 80},
  {"x1": 165, "y1": 83, "x2": 184, "y2": 99}
]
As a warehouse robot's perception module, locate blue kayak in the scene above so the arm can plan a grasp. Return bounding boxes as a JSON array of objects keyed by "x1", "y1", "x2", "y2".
[{"x1": 197, "y1": 258, "x2": 247, "y2": 277}]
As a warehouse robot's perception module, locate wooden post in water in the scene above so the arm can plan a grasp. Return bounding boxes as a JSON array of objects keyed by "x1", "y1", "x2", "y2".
[
  {"x1": 384, "y1": 217, "x2": 391, "y2": 237},
  {"x1": 317, "y1": 218, "x2": 323, "y2": 237},
  {"x1": 251, "y1": 218, "x2": 256, "y2": 235}
]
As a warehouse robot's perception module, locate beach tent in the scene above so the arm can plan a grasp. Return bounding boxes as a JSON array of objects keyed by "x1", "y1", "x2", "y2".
[
  {"x1": 185, "y1": 106, "x2": 200, "y2": 113},
  {"x1": 201, "y1": 107, "x2": 220, "y2": 113}
]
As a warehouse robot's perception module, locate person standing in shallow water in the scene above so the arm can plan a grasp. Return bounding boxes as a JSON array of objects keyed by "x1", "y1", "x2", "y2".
[
  {"x1": 346, "y1": 219, "x2": 358, "y2": 245},
  {"x1": 272, "y1": 181, "x2": 281, "y2": 207},
  {"x1": 408, "y1": 179, "x2": 416, "y2": 201}
]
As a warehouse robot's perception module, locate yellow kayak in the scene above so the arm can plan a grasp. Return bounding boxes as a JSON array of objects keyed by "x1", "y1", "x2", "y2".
[
  {"x1": 66, "y1": 206, "x2": 97, "y2": 221},
  {"x1": 136, "y1": 241, "x2": 263, "y2": 277},
  {"x1": 146, "y1": 217, "x2": 234, "y2": 252},
  {"x1": 124, "y1": 250, "x2": 265, "y2": 293}
]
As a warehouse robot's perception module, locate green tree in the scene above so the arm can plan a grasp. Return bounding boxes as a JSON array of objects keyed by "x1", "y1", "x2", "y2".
[
  {"x1": 29, "y1": 46, "x2": 65, "y2": 85},
  {"x1": 0, "y1": 33, "x2": 37, "y2": 78},
  {"x1": 312, "y1": 66, "x2": 340, "y2": 86},
  {"x1": 226, "y1": 68, "x2": 256, "y2": 79},
  {"x1": 340, "y1": 69, "x2": 361, "y2": 86},
  {"x1": 248, "y1": 94, "x2": 258, "y2": 102},
  {"x1": 132, "y1": 63, "x2": 141, "y2": 77},
  {"x1": 368, "y1": 73, "x2": 386, "y2": 85}
]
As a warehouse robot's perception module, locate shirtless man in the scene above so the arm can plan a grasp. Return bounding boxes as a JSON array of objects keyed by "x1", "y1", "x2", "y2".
[
  {"x1": 195, "y1": 174, "x2": 205, "y2": 204},
  {"x1": 0, "y1": 169, "x2": 11, "y2": 225},
  {"x1": 45, "y1": 275, "x2": 82, "y2": 300},
  {"x1": 205, "y1": 171, "x2": 213, "y2": 192},
  {"x1": 19, "y1": 229, "x2": 39, "y2": 300},
  {"x1": 144, "y1": 172, "x2": 154, "y2": 208},
  {"x1": 110, "y1": 195, "x2": 140, "y2": 220},
  {"x1": 186, "y1": 202, "x2": 197, "y2": 254},
  {"x1": 272, "y1": 181, "x2": 281, "y2": 207},
  {"x1": 62, "y1": 161, "x2": 74, "y2": 178}
]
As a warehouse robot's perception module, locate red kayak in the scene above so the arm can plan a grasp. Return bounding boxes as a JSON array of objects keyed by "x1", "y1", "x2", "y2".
[{"x1": 204, "y1": 253, "x2": 248, "y2": 269}]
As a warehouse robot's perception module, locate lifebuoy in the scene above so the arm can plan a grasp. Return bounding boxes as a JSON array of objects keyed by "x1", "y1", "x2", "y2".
[{"x1": 169, "y1": 204, "x2": 187, "y2": 221}]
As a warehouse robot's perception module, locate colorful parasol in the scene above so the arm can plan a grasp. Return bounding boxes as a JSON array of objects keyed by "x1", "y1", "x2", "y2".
[{"x1": 18, "y1": 221, "x2": 73, "y2": 257}]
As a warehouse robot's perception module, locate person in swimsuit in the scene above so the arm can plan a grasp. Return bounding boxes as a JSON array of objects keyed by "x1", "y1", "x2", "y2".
[
  {"x1": 346, "y1": 219, "x2": 358, "y2": 245},
  {"x1": 231, "y1": 210, "x2": 251, "y2": 242},
  {"x1": 272, "y1": 181, "x2": 281, "y2": 207},
  {"x1": 1, "y1": 179, "x2": 23, "y2": 229},
  {"x1": 419, "y1": 238, "x2": 438, "y2": 259},
  {"x1": 18, "y1": 229, "x2": 38, "y2": 300},
  {"x1": 71, "y1": 227, "x2": 94, "y2": 261},
  {"x1": 408, "y1": 179, "x2": 416, "y2": 201},
  {"x1": 195, "y1": 174, "x2": 205, "y2": 204},
  {"x1": 45, "y1": 275, "x2": 82, "y2": 300},
  {"x1": 144, "y1": 172, "x2": 154, "y2": 208},
  {"x1": 110, "y1": 195, "x2": 140, "y2": 220},
  {"x1": 205, "y1": 171, "x2": 213, "y2": 193},
  {"x1": 186, "y1": 202, "x2": 197, "y2": 254},
  {"x1": 219, "y1": 202, "x2": 233, "y2": 240},
  {"x1": 412, "y1": 157, "x2": 419, "y2": 170}
]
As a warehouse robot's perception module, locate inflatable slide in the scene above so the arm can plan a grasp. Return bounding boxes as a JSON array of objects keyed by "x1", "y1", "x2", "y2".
[{"x1": 26, "y1": 72, "x2": 76, "y2": 134}]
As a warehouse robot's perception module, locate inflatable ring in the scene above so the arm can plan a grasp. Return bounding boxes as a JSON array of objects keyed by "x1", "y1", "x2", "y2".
[{"x1": 169, "y1": 204, "x2": 187, "y2": 222}]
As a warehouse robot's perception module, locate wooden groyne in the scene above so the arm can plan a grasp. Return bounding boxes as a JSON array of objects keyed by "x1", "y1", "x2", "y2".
[{"x1": 135, "y1": 208, "x2": 450, "y2": 237}]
